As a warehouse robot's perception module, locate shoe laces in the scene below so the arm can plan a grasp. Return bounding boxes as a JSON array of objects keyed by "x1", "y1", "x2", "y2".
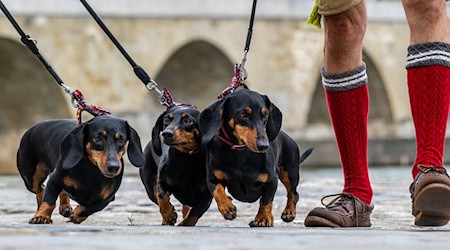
[
  {"x1": 320, "y1": 193, "x2": 359, "y2": 227},
  {"x1": 410, "y1": 165, "x2": 450, "y2": 196},
  {"x1": 416, "y1": 164, "x2": 448, "y2": 176}
]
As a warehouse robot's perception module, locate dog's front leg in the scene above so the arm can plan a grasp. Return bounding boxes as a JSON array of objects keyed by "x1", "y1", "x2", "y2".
[
  {"x1": 178, "y1": 197, "x2": 213, "y2": 226},
  {"x1": 69, "y1": 205, "x2": 88, "y2": 224},
  {"x1": 211, "y1": 183, "x2": 237, "y2": 220},
  {"x1": 156, "y1": 183, "x2": 177, "y2": 226},
  {"x1": 69, "y1": 197, "x2": 113, "y2": 224},
  {"x1": 249, "y1": 180, "x2": 277, "y2": 227},
  {"x1": 207, "y1": 168, "x2": 237, "y2": 220}
]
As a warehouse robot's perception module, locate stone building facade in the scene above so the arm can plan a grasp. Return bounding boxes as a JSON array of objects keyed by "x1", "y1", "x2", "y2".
[{"x1": 1, "y1": 0, "x2": 444, "y2": 173}]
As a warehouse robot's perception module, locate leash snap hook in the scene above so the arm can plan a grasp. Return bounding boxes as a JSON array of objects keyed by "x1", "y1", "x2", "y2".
[
  {"x1": 239, "y1": 66, "x2": 248, "y2": 82},
  {"x1": 145, "y1": 79, "x2": 158, "y2": 92},
  {"x1": 70, "y1": 93, "x2": 80, "y2": 109}
]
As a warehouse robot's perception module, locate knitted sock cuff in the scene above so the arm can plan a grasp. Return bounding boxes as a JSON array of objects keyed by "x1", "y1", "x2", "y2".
[
  {"x1": 406, "y1": 42, "x2": 450, "y2": 69},
  {"x1": 321, "y1": 63, "x2": 368, "y2": 92}
]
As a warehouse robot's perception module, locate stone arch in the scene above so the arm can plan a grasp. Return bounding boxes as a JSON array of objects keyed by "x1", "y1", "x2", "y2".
[
  {"x1": 0, "y1": 38, "x2": 71, "y2": 130},
  {"x1": 306, "y1": 52, "x2": 394, "y2": 138},
  {"x1": 0, "y1": 37, "x2": 71, "y2": 173},
  {"x1": 155, "y1": 40, "x2": 234, "y2": 109}
]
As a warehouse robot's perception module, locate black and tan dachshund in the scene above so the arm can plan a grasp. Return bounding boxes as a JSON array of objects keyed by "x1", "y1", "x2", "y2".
[
  {"x1": 17, "y1": 116, "x2": 145, "y2": 224},
  {"x1": 199, "y1": 89, "x2": 313, "y2": 227},
  {"x1": 139, "y1": 106, "x2": 212, "y2": 226}
]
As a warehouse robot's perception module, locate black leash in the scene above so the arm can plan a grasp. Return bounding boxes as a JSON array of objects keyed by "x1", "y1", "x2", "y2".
[
  {"x1": 0, "y1": 0, "x2": 110, "y2": 123},
  {"x1": 239, "y1": 0, "x2": 257, "y2": 79},
  {"x1": 218, "y1": 0, "x2": 257, "y2": 99},
  {"x1": 0, "y1": 0, "x2": 69, "y2": 95},
  {"x1": 78, "y1": 0, "x2": 170, "y2": 107}
]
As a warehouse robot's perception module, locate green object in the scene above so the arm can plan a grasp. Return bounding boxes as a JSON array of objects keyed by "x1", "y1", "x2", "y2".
[
  {"x1": 306, "y1": 0, "x2": 450, "y2": 29},
  {"x1": 306, "y1": 0, "x2": 321, "y2": 29}
]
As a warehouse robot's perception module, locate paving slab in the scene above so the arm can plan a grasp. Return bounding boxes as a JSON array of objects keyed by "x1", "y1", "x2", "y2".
[{"x1": 1, "y1": 166, "x2": 449, "y2": 249}]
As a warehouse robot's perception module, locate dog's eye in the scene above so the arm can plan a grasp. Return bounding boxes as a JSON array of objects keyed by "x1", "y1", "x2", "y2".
[
  {"x1": 239, "y1": 112, "x2": 249, "y2": 119},
  {"x1": 92, "y1": 136, "x2": 102, "y2": 144},
  {"x1": 183, "y1": 118, "x2": 193, "y2": 126},
  {"x1": 116, "y1": 136, "x2": 126, "y2": 145},
  {"x1": 163, "y1": 117, "x2": 171, "y2": 125}
]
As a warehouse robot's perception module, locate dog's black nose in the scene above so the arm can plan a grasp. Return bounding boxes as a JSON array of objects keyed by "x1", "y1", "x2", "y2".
[
  {"x1": 256, "y1": 142, "x2": 269, "y2": 152},
  {"x1": 161, "y1": 130, "x2": 174, "y2": 139},
  {"x1": 107, "y1": 162, "x2": 120, "y2": 173}
]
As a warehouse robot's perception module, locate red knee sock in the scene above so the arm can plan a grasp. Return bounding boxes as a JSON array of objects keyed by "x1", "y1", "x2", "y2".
[
  {"x1": 322, "y1": 64, "x2": 373, "y2": 204},
  {"x1": 407, "y1": 42, "x2": 450, "y2": 179}
]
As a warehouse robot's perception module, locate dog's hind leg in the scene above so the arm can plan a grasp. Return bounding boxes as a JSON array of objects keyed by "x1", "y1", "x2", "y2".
[
  {"x1": 31, "y1": 163, "x2": 50, "y2": 211},
  {"x1": 139, "y1": 159, "x2": 159, "y2": 204},
  {"x1": 17, "y1": 144, "x2": 49, "y2": 212},
  {"x1": 182, "y1": 205, "x2": 191, "y2": 219},
  {"x1": 279, "y1": 167, "x2": 299, "y2": 223},
  {"x1": 29, "y1": 175, "x2": 61, "y2": 224},
  {"x1": 58, "y1": 192, "x2": 73, "y2": 218}
]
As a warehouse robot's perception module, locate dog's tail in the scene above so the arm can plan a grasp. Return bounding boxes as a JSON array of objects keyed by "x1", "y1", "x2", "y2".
[{"x1": 299, "y1": 148, "x2": 314, "y2": 165}]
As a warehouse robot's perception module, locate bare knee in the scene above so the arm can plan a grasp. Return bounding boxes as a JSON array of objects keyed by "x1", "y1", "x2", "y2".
[
  {"x1": 402, "y1": 0, "x2": 450, "y2": 44},
  {"x1": 323, "y1": 1, "x2": 367, "y2": 73},
  {"x1": 402, "y1": 0, "x2": 444, "y2": 12},
  {"x1": 324, "y1": 7, "x2": 366, "y2": 47},
  {"x1": 403, "y1": 0, "x2": 446, "y2": 22}
]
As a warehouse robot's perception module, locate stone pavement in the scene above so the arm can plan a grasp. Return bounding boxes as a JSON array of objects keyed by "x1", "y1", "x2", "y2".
[{"x1": 1, "y1": 166, "x2": 449, "y2": 249}]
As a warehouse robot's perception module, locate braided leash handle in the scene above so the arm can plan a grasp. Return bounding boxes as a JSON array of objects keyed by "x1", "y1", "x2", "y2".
[
  {"x1": 71, "y1": 89, "x2": 111, "y2": 125},
  {"x1": 218, "y1": 64, "x2": 248, "y2": 99}
]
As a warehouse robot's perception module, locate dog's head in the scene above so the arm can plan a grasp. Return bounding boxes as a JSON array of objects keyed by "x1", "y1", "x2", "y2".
[
  {"x1": 200, "y1": 89, "x2": 282, "y2": 153},
  {"x1": 151, "y1": 106, "x2": 201, "y2": 156},
  {"x1": 60, "y1": 116, "x2": 145, "y2": 178}
]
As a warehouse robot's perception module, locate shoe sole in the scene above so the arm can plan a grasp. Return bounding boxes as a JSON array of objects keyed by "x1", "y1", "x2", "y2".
[
  {"x1": 414, "y1": 183, "x2": 450, "y2": 226},
  {"x1": 304, "y1": 216, "x2": 340, "y2": 228}
]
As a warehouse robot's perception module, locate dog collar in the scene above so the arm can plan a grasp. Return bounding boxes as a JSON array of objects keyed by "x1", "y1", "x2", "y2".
[{"x1": 215, "y1": 125, "x2": 246, "y2": 152}]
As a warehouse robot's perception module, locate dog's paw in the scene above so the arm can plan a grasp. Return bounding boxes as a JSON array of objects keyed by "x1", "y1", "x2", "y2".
[
  {"x1": 249, "y1": 215, "x2": 274, "y2": 227},
  {"x1": 281, "y1": 208, "x2": 296, "y2": 223},
  {"x1": 29, "y1": 215, "x2": 52, "y2": 224},
  {"x1": 160, "y1": 207, "x2": 178, "y2": 226},
  {"x1": 217, "y1": 199, "x2": 237, "y2": 220},
  {"x1": 161, "y1": 211, "x2": 177, "y2": 226},
  {"x1": 68, "y1": 214, "x2": 87, "y2": 224},
  {"x1": 59, "y1": 205, "x2": 73, "y2": 218}
]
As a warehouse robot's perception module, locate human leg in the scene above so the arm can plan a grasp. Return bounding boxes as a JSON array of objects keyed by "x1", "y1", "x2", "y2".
[
  {"x1": 403, "y1": 0, "x2": 450, "y2": 226},
  {"x1": 304, "y1": 0, "x2": 374, "y2": 228}
]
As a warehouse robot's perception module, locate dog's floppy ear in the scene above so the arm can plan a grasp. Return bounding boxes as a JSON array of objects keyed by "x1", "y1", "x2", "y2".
[
  {"x1": 263, "y1": 95, "x2": 282, "y2": 141},
  {"x1": 151, "y1": 112, "x2": 166, "y2": 156},
  {"x1": 199, "y1": 98, "x2": 227, "y2": 147},
  {"x1": 61, "y1": 124, "x2": 86, "y2": 169},
  {"x1": 126, "y1": 122, "x2": 145, "y2": 167}
]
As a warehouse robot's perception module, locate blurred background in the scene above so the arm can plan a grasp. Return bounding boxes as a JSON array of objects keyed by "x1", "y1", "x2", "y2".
[{"x1": 1, "y1": 0, "x2": 449, "y2": 174}]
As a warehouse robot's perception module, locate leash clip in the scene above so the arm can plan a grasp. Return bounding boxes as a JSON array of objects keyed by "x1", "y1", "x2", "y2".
[
  {"x1": 145, "y1": 80, "x2": 170, "y2": 107},
  {"x1": 145, "y1": 79, "x2": 158, "y2": 92},
  {"x1": 238, "y1": 50, "x2": 249, "y2": 81}
]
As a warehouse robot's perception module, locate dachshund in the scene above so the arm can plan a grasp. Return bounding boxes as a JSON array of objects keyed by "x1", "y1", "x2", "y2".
[
  {"x1": 139, "y1": 106, "x2": 212, "y2": 226},
  {"x1": 17, "y1": 116, "x2": 145, "y2": 224},
  {"x1": 199, "y1": 89, "x2": 313, "y2": 227}
]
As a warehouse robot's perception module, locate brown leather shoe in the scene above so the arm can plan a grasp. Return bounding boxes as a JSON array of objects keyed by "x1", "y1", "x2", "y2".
[
  {"x1": 304, "y1": 193, "x2": 374, "y2": 227},
  {"x1": 410, "y1": 165, "x2": 450, "y2": 226}
]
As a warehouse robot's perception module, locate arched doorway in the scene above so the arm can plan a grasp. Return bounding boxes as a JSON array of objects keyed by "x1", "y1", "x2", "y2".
[
  {"x1": 0, "y1": 38, "x2": 71, "y2": 173},
  {"x1": 306, "y1": 53, "x2": 393, "y2": 138},
  {"x1": 155, "y1": 40, "x2": 234, "y2": 109}
]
